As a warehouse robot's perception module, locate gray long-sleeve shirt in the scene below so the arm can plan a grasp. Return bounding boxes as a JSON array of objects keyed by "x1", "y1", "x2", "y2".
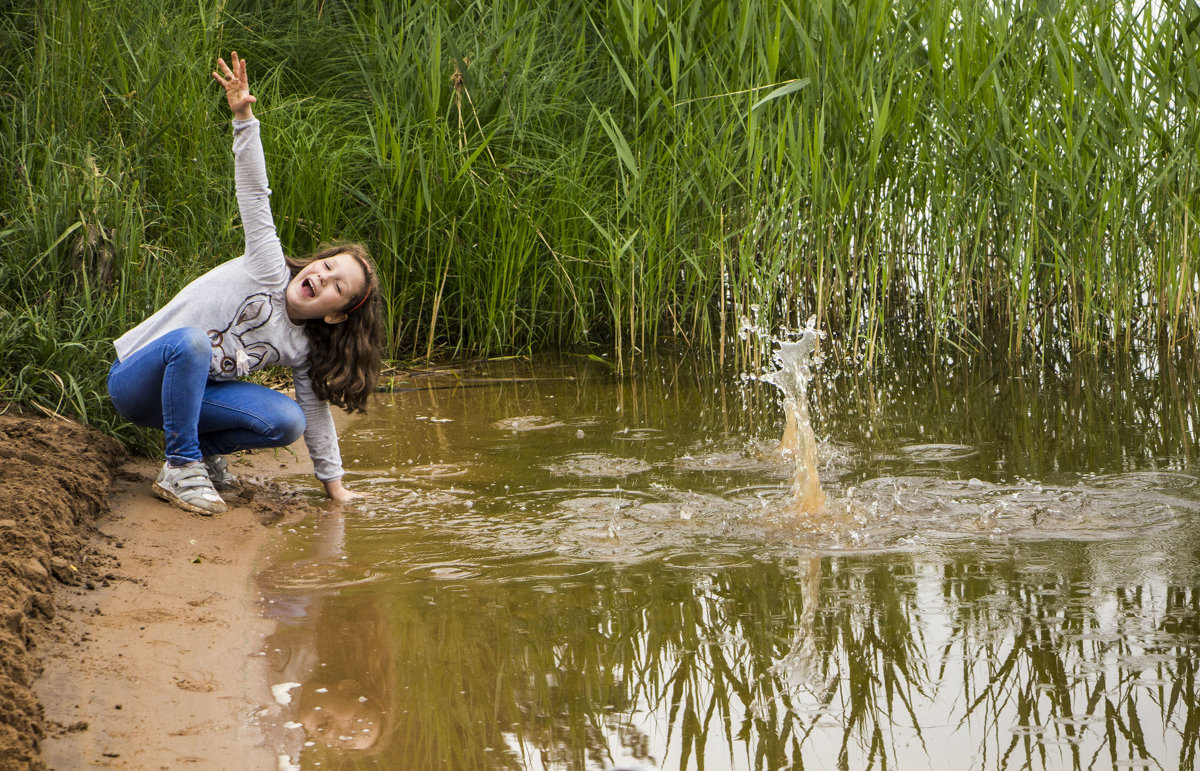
[{"x1": 114, "y1": 118, "x2": 343, "y2": 482}]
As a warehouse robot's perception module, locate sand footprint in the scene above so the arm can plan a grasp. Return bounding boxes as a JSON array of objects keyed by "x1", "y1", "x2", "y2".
[{"x1": 173, "y1": 671, "x2": 217, "y2": 693}]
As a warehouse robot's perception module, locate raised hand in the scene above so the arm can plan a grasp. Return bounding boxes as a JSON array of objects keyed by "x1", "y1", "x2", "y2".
[{"x1": 212, "y1": 51, "x2": 257, "y2": 120}]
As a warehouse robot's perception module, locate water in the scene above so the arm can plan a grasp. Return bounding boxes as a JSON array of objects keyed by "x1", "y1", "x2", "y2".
[
  {"x1": 760, "y1": 322, "x2": 827, "y2": 517},
  {"x1": 256, "y1": 346, "x2": 1200, "y2": 770}
]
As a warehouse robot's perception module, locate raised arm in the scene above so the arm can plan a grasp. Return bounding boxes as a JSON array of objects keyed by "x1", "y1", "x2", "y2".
[{"x1": 213, "y1": 52, "x2": 286, "y2": 283}]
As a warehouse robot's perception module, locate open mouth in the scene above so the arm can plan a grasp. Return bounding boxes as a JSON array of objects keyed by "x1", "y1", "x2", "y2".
[{"x1": 301, "y1": 277, "x2": 316, "y2": 298}]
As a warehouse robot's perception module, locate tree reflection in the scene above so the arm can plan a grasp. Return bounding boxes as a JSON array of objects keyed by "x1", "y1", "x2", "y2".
[
  {"x1": 940, "y1": 550, "x2": 1200, "y2": 771},
  {"x1": 275, "y1": 535, "x2": 1200, "y2": 770}
]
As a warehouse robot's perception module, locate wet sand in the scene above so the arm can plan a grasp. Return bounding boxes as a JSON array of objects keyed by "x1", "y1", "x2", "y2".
[
  {"x1": 0, "y1": 411, "x2": 327, "y2": 770},
  {"x1": 34, "y1": 456, "x2": 296, "y2": 770}
]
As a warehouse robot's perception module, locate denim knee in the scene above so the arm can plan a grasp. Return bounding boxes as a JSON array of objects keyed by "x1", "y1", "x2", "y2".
[
  {"x1": 270, "y1": 401, "x2": 306, "y2": 446},
  {"x1": 178, "y1": 327, "x2": 211, "y2": 360}
]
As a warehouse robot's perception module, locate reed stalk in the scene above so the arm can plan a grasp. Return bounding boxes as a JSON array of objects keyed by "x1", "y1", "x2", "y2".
[{"x1": 2, "y1": 0, "x2": 1198, "y2": 429}]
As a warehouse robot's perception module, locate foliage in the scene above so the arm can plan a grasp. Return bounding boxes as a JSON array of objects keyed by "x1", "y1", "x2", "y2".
[{"x1": 2, "y1": 0, "x2": 1199, "y2": 429}]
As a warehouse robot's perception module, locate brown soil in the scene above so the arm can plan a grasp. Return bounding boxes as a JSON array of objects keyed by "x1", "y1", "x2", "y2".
[
  {"x1": 0, "y1": 412, "x2": 122, "y2": 771},
  {"x1": 0, "y1": 411, "x2": 320, "y2": 770}
]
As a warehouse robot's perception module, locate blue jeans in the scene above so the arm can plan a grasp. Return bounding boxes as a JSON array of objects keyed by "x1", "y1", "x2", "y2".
[{"x1": 108, "y1": 327, "x2": 305, "y2": 466}]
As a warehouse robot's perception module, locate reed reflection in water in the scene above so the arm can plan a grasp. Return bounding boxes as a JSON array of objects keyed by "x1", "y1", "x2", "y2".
[{"x1": 261, "y1": 352, "x2": 1200, "y2": 769}]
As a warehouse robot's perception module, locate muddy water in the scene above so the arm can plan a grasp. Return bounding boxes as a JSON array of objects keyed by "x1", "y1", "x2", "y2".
[{"x1": 259, "y1": 348, "x2": 1200, "y2": 770}]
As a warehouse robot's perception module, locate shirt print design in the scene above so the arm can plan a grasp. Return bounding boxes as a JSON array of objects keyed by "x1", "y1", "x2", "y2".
[{"x1": 208, "y1": 292, "x2": 280, "y2": 377}]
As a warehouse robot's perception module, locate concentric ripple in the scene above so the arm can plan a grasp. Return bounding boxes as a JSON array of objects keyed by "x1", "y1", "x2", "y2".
[
  {"x1": 258, "y1": 559, "x2": 380, "y2": 592},
  {"x1": 899, "y1": 443, "x2": 980, "y2": 462},
  {"x1": 545, "y1": 453, "x2": 653, "y2": 478},
  {"x1": 493, "y1": 415, "x2": 565, "y2": 431}
]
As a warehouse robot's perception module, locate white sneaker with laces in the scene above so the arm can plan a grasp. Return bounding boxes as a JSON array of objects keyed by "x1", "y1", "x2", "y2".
[{"x1": 152, "y1": 461, "x2": 227, "y2": 516}]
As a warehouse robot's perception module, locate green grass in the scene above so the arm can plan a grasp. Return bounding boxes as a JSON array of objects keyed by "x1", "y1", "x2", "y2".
[{"x1": 1, "y1": 0, "x2": 1198, "y2": 432}]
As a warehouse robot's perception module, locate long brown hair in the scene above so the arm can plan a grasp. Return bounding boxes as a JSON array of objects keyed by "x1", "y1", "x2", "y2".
[{"x1": 286, "y1": 243, "x2": 383, "y2": 413}]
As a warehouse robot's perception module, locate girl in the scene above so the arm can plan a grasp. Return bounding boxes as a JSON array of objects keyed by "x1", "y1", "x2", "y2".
[{"x1": 107, "y1": 52, "x2": 383, "y2": 514}]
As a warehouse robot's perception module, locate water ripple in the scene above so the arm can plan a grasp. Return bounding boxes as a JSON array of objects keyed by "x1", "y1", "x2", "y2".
[
  {"x1": 258, "y1": 559, "x2": 380, "y2": 592},
  {"x1": 899, "y1": 443, "x2": 980, "y2": 462},
  {"x1": 402, "y1": 562, "x2": 482, "y2": 581},
  {"x1": 492, "y1": 415, "x2": 565, "y2": 431},
  {"x1": 544, "y1": 453, "x2": 652, "y2": 478},
  {"x1": 612, "y1": 428, "x2": 666, "y2": 441},
  {"x1": 676, "y1": 451, "x2": 778, "y2": 473},
  {"x1": 1088, "y1": 470, "x2": 1200, "y2": 491}
]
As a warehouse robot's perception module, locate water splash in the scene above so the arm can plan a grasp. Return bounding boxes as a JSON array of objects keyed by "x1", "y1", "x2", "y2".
[{"x1": 761, "y1": 319, "x2": 828, "y2": 516}]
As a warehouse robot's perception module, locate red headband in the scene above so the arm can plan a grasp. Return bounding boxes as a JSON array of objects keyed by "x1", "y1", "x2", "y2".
[
  {"x1": 346, "y1": 285, "x2": 371, "y2": 314},
  {"x1": 346, "y1": 256, "x2": 373, "y2": 314}
]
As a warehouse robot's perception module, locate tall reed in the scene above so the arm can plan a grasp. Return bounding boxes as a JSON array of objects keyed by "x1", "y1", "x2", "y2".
[{"x1": 2, "y1": 0, "x2": 1198, "y2": 426}]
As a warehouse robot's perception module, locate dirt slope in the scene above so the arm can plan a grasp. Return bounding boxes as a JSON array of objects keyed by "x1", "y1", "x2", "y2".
[{"x1": 0, "y1": 413, "x2": 122, "y2": 770}]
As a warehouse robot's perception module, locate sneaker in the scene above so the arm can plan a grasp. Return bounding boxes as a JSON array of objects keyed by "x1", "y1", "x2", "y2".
[
  {"x1": 203, "y1": 455, "x2": 240, "y2": 492},
  {"x1": 152, "y1": 461, "x2": 227, "y2": 516}
]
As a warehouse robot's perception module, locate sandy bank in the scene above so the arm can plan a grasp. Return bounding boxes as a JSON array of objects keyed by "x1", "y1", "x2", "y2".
[{"x1": 0, "y1": 411, "x2": 320, "y2": 770}]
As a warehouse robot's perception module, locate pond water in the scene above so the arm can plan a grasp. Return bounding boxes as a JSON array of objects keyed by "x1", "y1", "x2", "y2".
[{"x1": 257, "y1": 343, "x2": 1200, "y2": 770}]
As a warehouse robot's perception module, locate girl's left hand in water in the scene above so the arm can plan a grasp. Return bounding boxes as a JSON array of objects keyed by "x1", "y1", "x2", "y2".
[
  {"x1": 212, "y1": 51, "x2": 257, "y2": 120},
  {"x1": 324, "y1": 477, "x2": 366, "y2": 502}
]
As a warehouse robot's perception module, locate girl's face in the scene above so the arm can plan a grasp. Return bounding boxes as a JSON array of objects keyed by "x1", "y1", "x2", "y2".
[{"x1": 286, "y1": 252, "x2": 369, "y2": 324}]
